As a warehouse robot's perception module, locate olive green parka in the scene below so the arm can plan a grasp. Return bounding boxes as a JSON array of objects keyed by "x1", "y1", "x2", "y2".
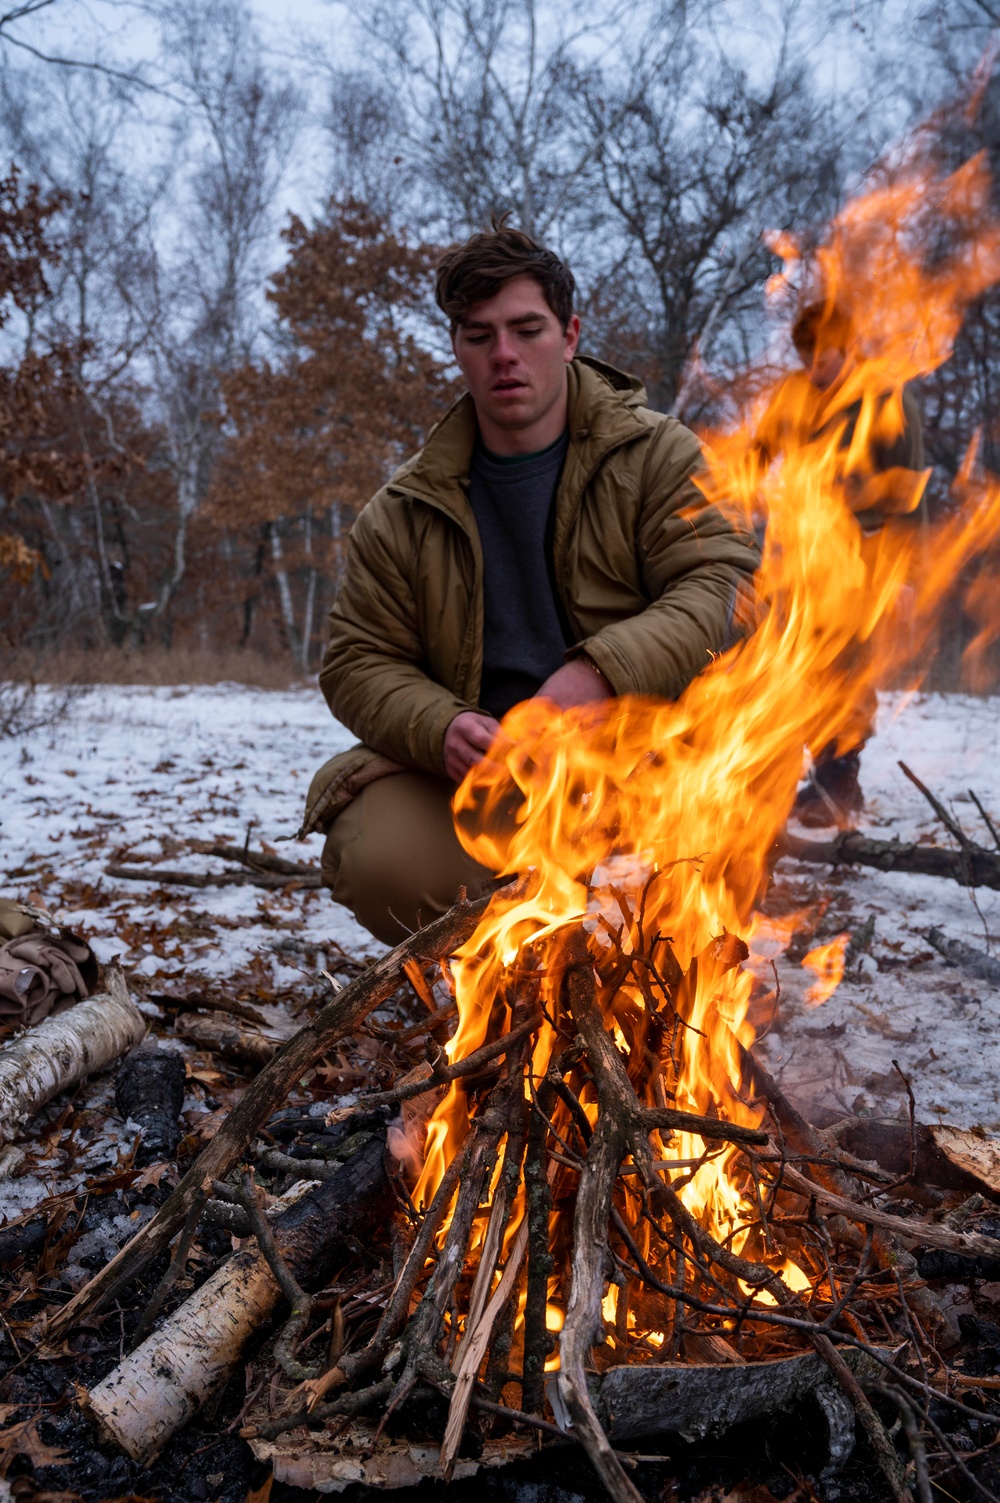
[{"x1": 302, "y1": 356, "x2": 760, "y2": 835}]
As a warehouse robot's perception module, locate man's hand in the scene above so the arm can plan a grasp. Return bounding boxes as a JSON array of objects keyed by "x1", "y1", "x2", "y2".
[
  {"x1": 536, "y1": 657, "x2": 612, "y2": 710},
  {"x1": 444, "y1": 661, "x2": 611, "y2": 781},
  {"x1": 443, "y1": 710, "x2": 502, "y2": 783}
]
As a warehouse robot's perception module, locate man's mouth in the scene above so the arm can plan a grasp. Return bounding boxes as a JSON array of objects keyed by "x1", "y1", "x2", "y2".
[{"x1": 492, "y1": 379, "x2": 527, "y2": 395}]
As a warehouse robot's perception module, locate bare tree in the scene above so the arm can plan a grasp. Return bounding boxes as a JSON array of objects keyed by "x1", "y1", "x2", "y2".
[
  {"x1": 0, "y1": 59, "x2": 167, "y2": 644},
  {"x1": 580, "y1": 2, "x2": 867, "y2": 412},
  {"x1": 325, "y1": 0, "x2": 650, "y2": 242},
  {"x1": 134, "y1": 0, "x2": 302, "y2": 635}
]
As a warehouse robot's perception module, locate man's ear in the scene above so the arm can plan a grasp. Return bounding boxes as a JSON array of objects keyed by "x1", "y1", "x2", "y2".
[{"x1": 564, "y1": 312, "x2": 581, "y2": 362}]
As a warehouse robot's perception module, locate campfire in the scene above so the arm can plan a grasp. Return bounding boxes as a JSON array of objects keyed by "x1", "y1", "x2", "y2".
[{"x1": 40, "y1": 129, "x2": 1000, "y2": 1503}]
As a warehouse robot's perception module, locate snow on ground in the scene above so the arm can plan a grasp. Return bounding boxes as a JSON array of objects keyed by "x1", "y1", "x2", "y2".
[
  {"x1": 760, "y1": 691, "x2": 1000, "y2": 1132},
  {"x1": 0, "y1": 683, "x2": 381, "y2": 994},
  {"x1": 0, "y1": 683, "x2": 998, "y2": 1137}
]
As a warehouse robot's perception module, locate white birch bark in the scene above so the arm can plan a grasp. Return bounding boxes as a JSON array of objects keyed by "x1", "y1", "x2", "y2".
[
  {"x1": 0, "y1": 971, "x2": 145, "y2": 1148},
  {"x1": 299, "y1": 502, "x2": 316, "y2": 672},
  {"x1": 269, "y1": 523, "x2": 301, "y2": 660},
  {"x1": 87, "y1": 1181, "x2": 314, "y2": 1463},
  {"x1": 89, "y1": 1244, "x2": 279, "y2": 1461}
]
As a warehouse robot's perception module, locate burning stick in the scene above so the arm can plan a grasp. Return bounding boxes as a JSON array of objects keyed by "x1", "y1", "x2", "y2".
[
  {"x1": 440, "y1": 1079, "x2": 530, "y2": 1476},
  {"x1": 773, "y1": 1164, "x2": 1000, "y2": 1262},
  {"x1": 556, "y1": 956, "x2": 648, "y2": 1503},
  {"x1": 742, "y1": 1049, "x2": 958, "y2": 1346},
  {"x1": 561, "y1": 947, "x2": 913, "y2": 1503}
]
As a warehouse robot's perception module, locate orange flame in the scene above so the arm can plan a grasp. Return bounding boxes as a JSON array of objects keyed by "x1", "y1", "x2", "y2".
[
  {"x1": 801, "y1": 934, "x2": 850, "y2": 1008},
  {"x1": 410, "y1": 136, "x2": 1000, "y2": 1342}
]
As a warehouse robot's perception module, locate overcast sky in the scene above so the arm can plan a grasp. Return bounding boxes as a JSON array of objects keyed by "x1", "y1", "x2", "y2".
[{"x1": 18, "y1": 0, "x2": 924, "y2": 221}]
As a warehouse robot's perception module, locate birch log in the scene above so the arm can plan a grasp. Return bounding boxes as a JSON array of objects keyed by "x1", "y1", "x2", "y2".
[
  {"x1": 0, "y1": 965, "x2": 144, "y2": 1147},
  {"x1": 90, "y1": 1235, "x2": 282, "y2": 1460},
  {"x1": 87, "y1": 1132, "x2": 392, "y2": 1463}
]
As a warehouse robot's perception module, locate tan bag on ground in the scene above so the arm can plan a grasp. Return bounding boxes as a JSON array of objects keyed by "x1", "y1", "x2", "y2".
[{"x1": 0, "y1": 900, "x2": 99, "y2": 1028}]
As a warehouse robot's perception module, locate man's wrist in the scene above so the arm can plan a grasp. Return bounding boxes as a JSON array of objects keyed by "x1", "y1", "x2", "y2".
[{"x1": 578, "y1": 653, "x2": 613, "y2": 694}]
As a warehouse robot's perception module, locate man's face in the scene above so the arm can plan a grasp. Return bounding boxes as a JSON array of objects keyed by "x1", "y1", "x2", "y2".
[
  {"x1": 451, "y1": 274, "x2": 580, "y2": 440},
  {"x1": 802, "y1": 343, "x2": 846, "y2": 392}
]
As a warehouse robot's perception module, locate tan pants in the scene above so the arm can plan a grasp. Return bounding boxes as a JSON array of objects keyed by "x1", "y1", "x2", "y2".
[{"x1": 321, "y1": 772, "x2": 495, "y2": 945}]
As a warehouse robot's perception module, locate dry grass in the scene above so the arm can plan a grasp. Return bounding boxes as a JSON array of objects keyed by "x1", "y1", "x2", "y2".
[{"x1": 5, "y1": 646, "x2": 309, "y2": 690}]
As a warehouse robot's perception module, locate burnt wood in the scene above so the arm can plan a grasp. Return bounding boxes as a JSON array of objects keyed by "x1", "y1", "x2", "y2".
[{"x1": 115, "y1": 1043, "x2": 186, "y2": 1165}]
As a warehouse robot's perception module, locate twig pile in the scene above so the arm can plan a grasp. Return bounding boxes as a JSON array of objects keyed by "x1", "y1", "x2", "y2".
[
  {"x1": 44, "y1": 883, "x2": 1000, "y2": 1503},
  {"x1": 226, "y1": 907, "x2": 1000, "y2": 1502}
]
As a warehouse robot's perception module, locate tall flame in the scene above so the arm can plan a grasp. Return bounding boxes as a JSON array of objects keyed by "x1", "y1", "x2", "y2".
[{"x1": 411, "y1": 139, "x2": 1000, "y2": 1328}]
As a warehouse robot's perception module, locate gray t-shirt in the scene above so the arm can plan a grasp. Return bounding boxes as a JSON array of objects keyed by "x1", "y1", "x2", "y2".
[{"x1": 468, "y1": 431, "x2": 572, "y2": 720}]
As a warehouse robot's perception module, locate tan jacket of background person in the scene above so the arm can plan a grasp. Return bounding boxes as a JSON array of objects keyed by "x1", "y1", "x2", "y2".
[
  {"x1": 754, "y1": 373, "x2": 927, "y2": 532},
  {"x1": 301, "y1": 355, "x2": 761, "y2": 837}
]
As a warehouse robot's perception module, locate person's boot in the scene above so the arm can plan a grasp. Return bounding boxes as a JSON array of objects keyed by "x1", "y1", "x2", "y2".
[{"x1": 793, "y1": 750, "x2": 863, "y2": 829}]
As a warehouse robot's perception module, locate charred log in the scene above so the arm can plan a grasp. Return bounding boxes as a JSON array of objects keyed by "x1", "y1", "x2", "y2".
[{"x1": 115, "y1": 1043, "x2": 186, "y2": 1165}]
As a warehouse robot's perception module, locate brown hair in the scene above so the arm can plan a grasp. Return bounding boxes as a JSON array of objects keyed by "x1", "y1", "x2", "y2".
[
  {"x1": 791, "y1": 299, "x2": 855, "y2": 360},
  {"x1": 435, "y1": 214, "x2": 576, "y2": 331}
]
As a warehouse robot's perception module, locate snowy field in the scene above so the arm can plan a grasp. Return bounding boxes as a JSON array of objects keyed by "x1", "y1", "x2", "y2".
[
  {"x1": 767, "y1": 690, "x2": 1000, "y2": 1131},
  {"x1": 0, "y1": 683, "x2": 998, "y2": 1135},
  {"x1": 0, "y1": 684, "x2": 379, "y2": 989}
]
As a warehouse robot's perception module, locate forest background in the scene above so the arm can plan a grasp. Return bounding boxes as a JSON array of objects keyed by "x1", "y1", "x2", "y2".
[{"x1": 0, "y1": 0, "x2": 995, "y2": 690}]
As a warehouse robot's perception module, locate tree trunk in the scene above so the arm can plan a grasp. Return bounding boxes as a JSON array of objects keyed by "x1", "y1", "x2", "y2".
[{"x1": 269, "y1": 522, "x2": 301, "y2": 660}]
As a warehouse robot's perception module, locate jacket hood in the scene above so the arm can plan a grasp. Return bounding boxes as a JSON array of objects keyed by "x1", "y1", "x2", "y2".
[{"x1": 386, "y1": 355, "x2": 650, "y2": 523}]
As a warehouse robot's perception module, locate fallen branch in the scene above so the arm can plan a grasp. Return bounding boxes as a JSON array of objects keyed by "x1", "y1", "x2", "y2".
[
  {"x1": 0, "y1": 963, "x2": 145, "y2": 1148},
  {"x1": 105, "y1": 864, "x2": 321, "y2": 891},
  {"x1": 197, "y1": 842, "x2": 318, "y2": 877},
  {"x1": 925, "y1": 927, "x2": 1000, "y2": 985},
  {"x1": 898, "y1": 761, "x2": 976, "y2": 852},
  {"x1": 234, "y1": 1170, "x2": 317, "y2": 1382},
  {"x1": 46, "y1": 881, "x2": 521, "y2": 1342},
  {"x1": 781, "y1": 829, "x2": 1000, "y2": 890},
  {"x1": 174, "y1": 1011, "x2": 275, "y2": 1068},
  {"x1": 153, "y1": 990, "x2": 301, "y2": 1035},
  {"x1": 776, "y1": 1163, "x2": 1000, "y2": 1259}
]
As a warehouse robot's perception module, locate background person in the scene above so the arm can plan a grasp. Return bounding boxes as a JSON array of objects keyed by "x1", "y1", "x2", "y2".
[{"x1": 755, "y1": 298, "x2": 927, "y2": 828}]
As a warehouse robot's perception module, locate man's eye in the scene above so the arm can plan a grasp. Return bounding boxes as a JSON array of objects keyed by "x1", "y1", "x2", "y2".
[
  {"x1": 519, "y1": 327, "x2": 542, "y2": 337},
  {"x1": 465, "y1": 334, "x2": 489, "y2": 344}
]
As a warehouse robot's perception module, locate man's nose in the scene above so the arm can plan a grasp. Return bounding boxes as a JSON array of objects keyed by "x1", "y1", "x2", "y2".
[{"x1": 491, "y1": 332, "x2": 517, "y2": 364}]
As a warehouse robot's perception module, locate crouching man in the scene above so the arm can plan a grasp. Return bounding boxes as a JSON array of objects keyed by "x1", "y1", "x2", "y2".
[{"x1": 301, "y1": 222, "x2": 761, "y2": 944}]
